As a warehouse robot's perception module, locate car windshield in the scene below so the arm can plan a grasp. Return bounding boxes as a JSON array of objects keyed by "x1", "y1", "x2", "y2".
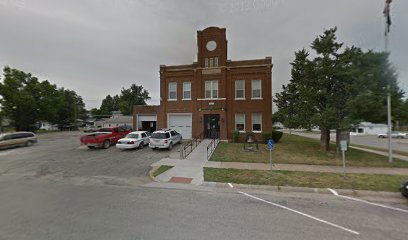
[
  {"x1": 150, "y1": 132, "x2": 167, "y2": 139},
  {"x1": 126, "y1": 134, "x2": 139, "y2": 139},
  {"x1": 98, "y1": 128, "x2": 112, "y2": 132}
]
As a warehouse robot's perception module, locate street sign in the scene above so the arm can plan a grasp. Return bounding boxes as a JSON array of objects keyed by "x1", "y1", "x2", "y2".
[
  {"x1": 267, "y1": 139, "x2": 274, "y2": 150},
  {"x1": 340, "y1": 140, "x2": 347, "y2": 178},
  {"x1": 267, "y1": 139, "x2": 274, "y2": 170},
  {"x1": 340, "y1": 140, "x2": 347, "y2": 151}
]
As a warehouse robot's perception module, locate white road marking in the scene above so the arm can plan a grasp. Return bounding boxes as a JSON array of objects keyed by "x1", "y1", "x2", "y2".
[
  {"x1": 327, "y1": 188, "x2": 408, "y2": 214},
  {"x1": 238, "y1": 191, "x2": 360, "y2": 235},
  {"x1": 227, "y1": 183, "x2": 234, "y2": 188},
  {"x1": 328, "y1": 188, "x2": 339, "y2": 196}
]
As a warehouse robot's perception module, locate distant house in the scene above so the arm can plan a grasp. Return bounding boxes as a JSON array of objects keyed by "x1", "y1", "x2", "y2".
[
  {"x1": 350, "y1": 122, "x2": 388, "y2": 135},
  {"x1": 98, "y1": 111, "x2": 133, "y2": 128},
  {"x1": 38, "y1": 122, "x2": 59, "y2": 131}
]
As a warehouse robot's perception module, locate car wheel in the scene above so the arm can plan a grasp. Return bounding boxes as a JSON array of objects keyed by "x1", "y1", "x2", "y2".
[
  {"x1": 168, "y1": 142, "x2": 173, "y2": 150},
  {"x1": 102, "y1": 140, "x2": 110, "y2": 149},
  {"x1": 402, "y1": 181, "x2": 408, "y2": 198},
  {"x1": 88, "y1": 146, "x2": 95, "y2": 149},
  {"x1": 139, "y1": 141, "x2": 144, "y2": 149},
  {"x1": 25, "y1": 141, "x2": 33, "y2": 147},
  {"x1": 179, "y1": 137, "x2": 182, "y2": 144}
]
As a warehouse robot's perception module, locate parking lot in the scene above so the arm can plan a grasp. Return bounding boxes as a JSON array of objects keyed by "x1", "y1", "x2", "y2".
[{"x1": 0, "y1": 131, "x2": 178, "y2": 182}]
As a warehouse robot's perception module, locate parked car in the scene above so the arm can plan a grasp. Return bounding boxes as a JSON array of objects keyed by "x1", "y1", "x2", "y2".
[
  {"x1": 116, "y1": 131, "x2": 150, "y2": 149},
  {"x1": 83, "y1": 125, "x2": 99, "y2": 133},
  {"x1": 401, "y1": 180, "x2": 408, "y2": 198},
  {"x1": 80, "y1": 127, "x2": 131, "y2": 149},
  {"x1": 149, "y1": 129, "x2": 182, "y2": 150},
  {"x1": 0, "y1": 132, "x2": 38, "y2": 150},
  {"x1": 377, "y1": 132, "x2": 407, "y2": 139}
]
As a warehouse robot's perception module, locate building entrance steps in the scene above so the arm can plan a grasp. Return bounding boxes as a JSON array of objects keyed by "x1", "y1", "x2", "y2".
[{"x1": 152, "y1": 139, "x2": 214, "y2": 185}]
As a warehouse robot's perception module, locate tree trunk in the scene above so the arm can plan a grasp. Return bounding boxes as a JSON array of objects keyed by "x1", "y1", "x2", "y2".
[
  {"x1": 336, "y1": 129, "x2": 351, "y2": 156},
  {"x1": 320, "y1": 127, "x2": 330, "y2": 151}
]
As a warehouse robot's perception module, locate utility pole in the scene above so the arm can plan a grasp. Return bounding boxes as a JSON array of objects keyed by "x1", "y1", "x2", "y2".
[{"x1": 383, "y1": 0, "x2": 393, "y2": 163}]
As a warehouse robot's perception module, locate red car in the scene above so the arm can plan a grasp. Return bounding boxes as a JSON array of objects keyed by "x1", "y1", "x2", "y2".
[{"x1": 80, "y1": 127, "x2": 131, "y2": 149}]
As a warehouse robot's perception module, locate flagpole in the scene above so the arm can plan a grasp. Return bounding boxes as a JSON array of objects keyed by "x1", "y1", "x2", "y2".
[{"x1": 384, "y1": 1, "x2": 393, "y2": 163}]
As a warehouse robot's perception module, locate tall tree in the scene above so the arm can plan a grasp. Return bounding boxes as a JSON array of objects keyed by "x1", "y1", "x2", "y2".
[
  {"x1": 119, "y1": 84, "x2": 150, "y2": 115},
  {"x1": 275, "y1": 27, "x2": 404, "y2": 151},
  {"x1": 0, "y1": 66, "x2": 87, "y2": 130}
]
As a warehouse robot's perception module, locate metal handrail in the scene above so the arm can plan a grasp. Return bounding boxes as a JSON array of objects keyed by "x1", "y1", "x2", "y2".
[
  {"x1": 180, "y1": 132, "x2": 204, "y2": 159},
  {"x1": 206, "y1": 136, "x2": 220, "y2": 160}
]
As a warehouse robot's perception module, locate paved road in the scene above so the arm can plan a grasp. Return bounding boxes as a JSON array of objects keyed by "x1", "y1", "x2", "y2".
[
  {"x1": 285, "y1": 130, "x2": 408, "y2": 153},
  {"x1": 0, "y1": 177, "x2": 407, "y2": 240},
  {"x1": 1, "y1": 131, "x2": 407, "y2": 239},
  {"x1": 0, "y1": 131, "x2": 178, "y2": 179}
]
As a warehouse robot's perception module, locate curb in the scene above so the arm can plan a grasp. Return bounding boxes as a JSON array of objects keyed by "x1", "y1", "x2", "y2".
[
  {"x1": 211, "y1": 182, "x2": 406, "y2": 203},
  {"x1": 148, "y1": 166, "x2": 160, "y2": 182}
]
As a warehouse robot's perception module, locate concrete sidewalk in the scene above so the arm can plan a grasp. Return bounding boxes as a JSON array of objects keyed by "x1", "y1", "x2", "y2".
[
  {"x1": 205, "y1": 161, "x2": 408, "y2": 176},
  {"x1": 151, "y1": 139, "x2": 214, "y2": 185},
  {"x1": 151, "y1": 139, "x2": 407, "y2": 186}
]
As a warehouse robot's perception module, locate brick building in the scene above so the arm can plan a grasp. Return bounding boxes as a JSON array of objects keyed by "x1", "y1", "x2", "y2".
[{"x1": 133, "y1": 26, "x2": 273, "y2": 141}]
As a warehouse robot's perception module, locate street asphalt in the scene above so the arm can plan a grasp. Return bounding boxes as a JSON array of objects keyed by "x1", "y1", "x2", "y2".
[{"x1": 1, "y1": 131, "x2": 407, "y2": 240}]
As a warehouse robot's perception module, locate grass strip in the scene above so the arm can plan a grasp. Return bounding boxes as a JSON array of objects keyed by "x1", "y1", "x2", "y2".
[
  {"x1": 153, "y1": 165, "x2": 173, "y2": 177},
  {"x1": 350, "y1": 144, "x2": 408, "y2": 157},
  {"x1": 204, "y1": 167, "x2": 407, "y2": 192},
  {"x1": 210, "y1": 134, "x2": 408, "y2": 168}
]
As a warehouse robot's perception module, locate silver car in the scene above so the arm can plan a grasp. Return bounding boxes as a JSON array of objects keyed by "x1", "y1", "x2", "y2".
[
  {"x1": 0, "y1": 132, "x2": 38, "y2": 150},
  {"x1": 149, "y1": 129, "x2": 182, "y2": 150}
]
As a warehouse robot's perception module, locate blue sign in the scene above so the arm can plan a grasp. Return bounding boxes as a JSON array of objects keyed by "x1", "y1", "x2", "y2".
[{"x1": 267, "y1": 139, "x2": 274, "y2": 150}]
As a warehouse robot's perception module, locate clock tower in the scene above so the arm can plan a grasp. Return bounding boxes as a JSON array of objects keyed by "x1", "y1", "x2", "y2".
[{"x1": 197, "y1": 27, "x2": 227, "y2": 68}]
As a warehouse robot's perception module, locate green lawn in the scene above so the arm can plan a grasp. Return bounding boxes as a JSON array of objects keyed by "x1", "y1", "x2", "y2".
[
  {"x1": 210, "y1": 134, "x2": 408, "y2": 168},
  {"x1": 350, "y1": 144, "x2": 408, "y2": 157},
  {"x1": 204, "y1": 168, "x2": 407, "y2": 192},
  {"x1": 153, "y1": 165, "x2": 173, "y2": 177}
]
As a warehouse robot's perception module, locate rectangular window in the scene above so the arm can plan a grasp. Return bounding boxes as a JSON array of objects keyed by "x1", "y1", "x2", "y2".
[
  {"x1": 205, "y1": 58, "x2": 209, "y2": 68},
  {"x1": 235, "y1": 80, "x2": 245, "y2": 99},
  {"x1": 183, "y1": 82, "x2": 191, "y2": 100},
  {"x1": 252, "y1": 80, "x2": 261, "y2": 98},
  {"x1": 205, "y1": 80, "x2": 218, "y2": 99},
  {"x1": 235, "y1": 113, "x2": 245, "y2": 131},
  {"x1": 214, "y1": 57, "x2": 219, "y2": 67},
  {"x1": 252, "y1": 113, "x2": 262, "y2": 131},
  {"x1": 209, "y1": 58, "x2": 214, "y2": 68},
  {"x1": 168, "y1": 82, "x2": 177, "y2": 100}
]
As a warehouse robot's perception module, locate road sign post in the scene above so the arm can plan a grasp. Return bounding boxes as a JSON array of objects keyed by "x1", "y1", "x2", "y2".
[
  {"x1": 267, "y1": 139, "x2": 274, "y2": 171},
  {"x1": 340, "y1": 140, "x2": 347, "y2": 178}
]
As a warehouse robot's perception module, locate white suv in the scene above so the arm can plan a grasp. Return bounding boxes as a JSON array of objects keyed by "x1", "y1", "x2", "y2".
[{"x1": 149, "y1": 129, "x2": 182, "y2": 150}]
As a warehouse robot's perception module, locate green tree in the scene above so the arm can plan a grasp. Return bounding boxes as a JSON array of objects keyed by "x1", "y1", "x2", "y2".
[
  {"x1": 275, "y1": 27, "x2": 405, "y2": 151},
  {"x1": 119, "y1": 84, "x2": 150, "y2": 115},
  {"x1": 0, "y1": 67, "x2": 40, "y2": 130},
  {"x1": 0, "y1": 66, "x2": 87, "y2": 130}
]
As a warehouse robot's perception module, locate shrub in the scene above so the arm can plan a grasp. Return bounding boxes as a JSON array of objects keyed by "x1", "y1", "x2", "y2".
[
  {"x1": 261, "y1": 131, "x2": 273, "y2": 143},
  {"x1": 272, "y1": 130, "x2": 283, "y2": 143},
  {"x1": 232, "y1": 130, "x2": 240, "y2": 143}
]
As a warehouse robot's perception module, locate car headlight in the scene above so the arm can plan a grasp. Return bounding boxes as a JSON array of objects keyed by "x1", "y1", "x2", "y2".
[{"x1": 405, "y1": 185, "x2": 408, "y2": 190}]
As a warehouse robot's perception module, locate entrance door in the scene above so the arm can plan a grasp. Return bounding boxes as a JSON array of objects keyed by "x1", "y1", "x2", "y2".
[{"x1": 204, "y1": 114, "x2": 220, "y2": 138}]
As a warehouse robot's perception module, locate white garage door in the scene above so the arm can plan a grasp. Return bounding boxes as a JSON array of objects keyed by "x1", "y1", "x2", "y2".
[{"x1": 168, "y1": 114, "x2": 192, "y2": 139}]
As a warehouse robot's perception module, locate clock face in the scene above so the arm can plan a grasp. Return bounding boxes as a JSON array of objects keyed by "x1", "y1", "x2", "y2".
[{"x1": 206, "y1": 40, "x2": 217, "y2": 51}]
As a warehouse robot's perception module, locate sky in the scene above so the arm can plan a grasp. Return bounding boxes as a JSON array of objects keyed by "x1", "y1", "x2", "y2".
[{"x1": 1, "y1": 0, "x2": 407, "y2": 110}]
